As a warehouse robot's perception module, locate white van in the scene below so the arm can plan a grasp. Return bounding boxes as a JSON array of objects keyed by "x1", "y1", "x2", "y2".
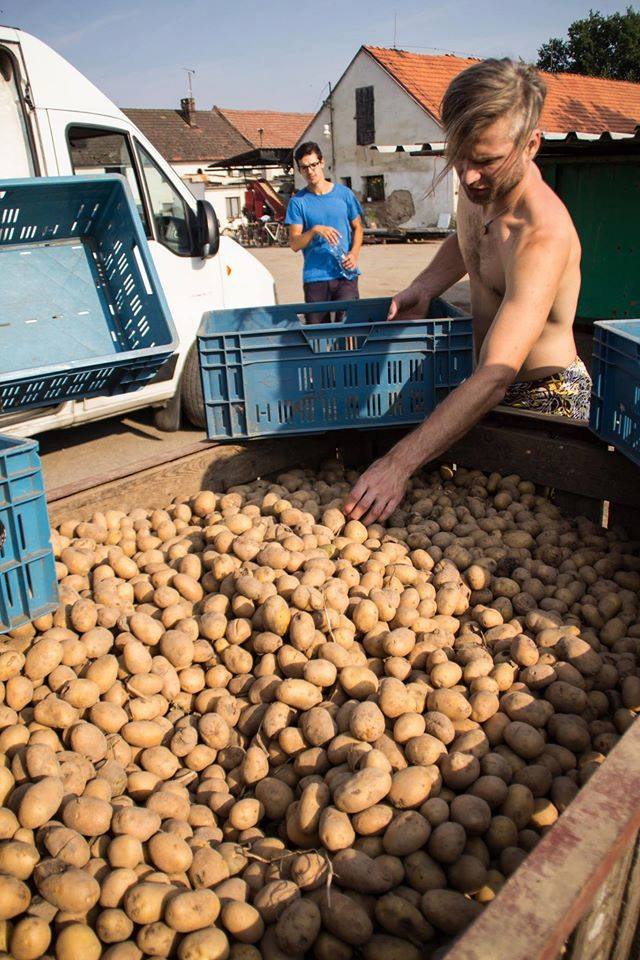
[{"x1": 0, "y1": 27, "x2": 276, "y2": 438}]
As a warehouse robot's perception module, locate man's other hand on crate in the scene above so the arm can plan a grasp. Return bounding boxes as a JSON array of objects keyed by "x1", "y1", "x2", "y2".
[{"x1": 345, "y1": 57, "x2": 591, "y2": 525}]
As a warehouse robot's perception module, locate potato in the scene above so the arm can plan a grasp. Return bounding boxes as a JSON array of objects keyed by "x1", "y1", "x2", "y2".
[
  {"x1": 319, "y1": 806, "x2": 355, "y2": 851},
  {"x1": 331, "y1": 848, "x2": 395, "y2": 894},
  {"x1": 147, "y1": 832, "x2": 193, "y2": 873},
  {"x1": 55, "y1": 923, "x2": 102, "y2": 960},
  {"x1": 383, "y1": 811, "x2": 431, "y2": 856},
  {"x1": 36, "y1": 863, "x2": 99, "y2": 912},
  {"x1": 253, "y1": 880, "x2": 300, "y2": 923},
  {"x1": 96, "y1": 907, "x2": 134, "y2": 944},
  {"x1": 290, "y1": 851, "x2": 330, "y2": 891},
  {"x1": 388, "y1": 766, "x2": 436, "y2": 809},
  {"x1": 111, "y1": 807, "x2": 161, "y2": 841},
  {"x1": 188, "y1": 847, "x2": 230, "y2": 889},
  {"x1": 334, "y1": 769, "x2": 391, "y2": 813},
  {"x1": 450, "y1": 795, "x2": 492, "y2": 835},
  {"x1": 317, "y1": 888, "x2": 373, "y2": 945},
  {"x1": 63, "y1": 796, "x2": 113, "y2": 837},
  {"x1": 10, "y1": 915, "x2": 52, "y2": 960},
  {"x1": 164, "y1": 889, "x2": 220, "y2": 932},
  {"x1": 375, "y1": 891, "x2": 434, "y2": 943},
  {"x1": 503, "y1": 721, "x2": 545, "y2": 760},
  {"x1": 123, "y1": 881, "x2": 176, "y2": 924},
  {"x1": 0, "y1": 463, "x2": 635, "y2": 957},
  {"x1": 362, "y1": 934, "x2": 422, "y2": 960},
  {"x1": 428, "y1": 822, "x2": 467, "y2": 864},
  {"x1": 448, "y1": 853, "x2": 488, "y2": 894},
  {"x1": 421, "y1": 888, "x2": 482, "y2": 935},
  {"x1": 277, "y1": 679, "x2": 322, "y2": 710},
  {"x1": 17, "y1": 775, "x2": 64, "y2": 829},
  {"x1": 275, "y1": 898, "x2": 321, "y2": 954},
  {"x1": 177, "y1": 926, "x2": 230, "y2": 960},
  {"x1": 0, "y1": 873, "x2": 31, "y2": 918}
]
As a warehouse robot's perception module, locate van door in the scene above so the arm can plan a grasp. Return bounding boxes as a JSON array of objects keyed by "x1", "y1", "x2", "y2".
[
  {"x1": 0, "y1": 40, "x2": 38, "y2": 177},
  {"x1": 45, "y1": 112, "x2": 225, "y2": 426}
]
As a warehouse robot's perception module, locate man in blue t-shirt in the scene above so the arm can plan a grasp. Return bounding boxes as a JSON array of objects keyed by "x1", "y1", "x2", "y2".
[{"x1": 286, "y1": 141, "x2": 364, "y2": 323}]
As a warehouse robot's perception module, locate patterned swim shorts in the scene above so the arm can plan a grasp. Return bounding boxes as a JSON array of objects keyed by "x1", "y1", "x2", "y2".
[{"x1": 502, "y1": 357, "x2": 592, "y2": 421}]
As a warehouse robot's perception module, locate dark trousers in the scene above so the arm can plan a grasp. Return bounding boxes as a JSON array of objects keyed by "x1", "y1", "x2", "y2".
[{"x1": 303, "y1": 277, "x2": 359, "y2": 324}]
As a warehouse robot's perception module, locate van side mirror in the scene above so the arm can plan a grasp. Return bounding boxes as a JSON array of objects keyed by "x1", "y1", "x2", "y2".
[{"x1": 196, "y1": 199, "x2": 219, "y2": 258}]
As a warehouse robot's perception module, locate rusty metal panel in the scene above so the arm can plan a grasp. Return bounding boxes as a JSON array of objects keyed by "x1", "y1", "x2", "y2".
[{"x1": 448, "y1": 723, "x2": 640, "y2": 960}]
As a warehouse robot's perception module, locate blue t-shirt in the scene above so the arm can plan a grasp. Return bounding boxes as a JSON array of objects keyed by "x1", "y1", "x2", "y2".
[{"x1": 285, "y1": 183, "x2": 363, "y2": 283}]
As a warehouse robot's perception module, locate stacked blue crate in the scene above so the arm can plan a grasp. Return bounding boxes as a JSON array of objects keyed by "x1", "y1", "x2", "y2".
[
  {"x1": 590, "y1": 320, "x2": 640, "y2": 466},
  {"x1": 0, "y1": 435, "x2": 58, "y2": 633}
]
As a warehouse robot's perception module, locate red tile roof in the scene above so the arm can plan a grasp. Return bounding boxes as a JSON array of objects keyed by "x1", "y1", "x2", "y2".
[
  {"x1": 216, "y1": 108, "x2": 314, "y2": 148},
  {"x1": 364, "y1": 46, "x2": 640, "y2": 134},
  {"x1": 122, "y1": 107, "x2": 250, "y2": 163}
]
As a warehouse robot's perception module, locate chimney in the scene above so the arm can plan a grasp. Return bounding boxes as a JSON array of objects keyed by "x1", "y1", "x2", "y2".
[{"x1": 181, "y1": 97, "x2": 197, "y2": 127}]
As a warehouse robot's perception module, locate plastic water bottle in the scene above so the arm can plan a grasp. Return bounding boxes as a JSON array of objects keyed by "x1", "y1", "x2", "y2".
[{"x1": 324, "y1": 236, "x2": 358, "y2": 280}]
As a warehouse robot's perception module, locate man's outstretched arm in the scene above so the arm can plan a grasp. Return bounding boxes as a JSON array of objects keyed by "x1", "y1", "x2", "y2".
[
  {"x1": 388, "y1": 232, "x2": 467, "y2": 319},
  {"x1": 345, "y1": 229, "x2": 568, "y2": 524}
]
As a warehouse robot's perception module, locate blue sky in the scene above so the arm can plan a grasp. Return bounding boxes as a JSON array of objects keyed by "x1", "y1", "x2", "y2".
[{"x1": 3, "y1": 1, "x2": 634, "y2": 111}]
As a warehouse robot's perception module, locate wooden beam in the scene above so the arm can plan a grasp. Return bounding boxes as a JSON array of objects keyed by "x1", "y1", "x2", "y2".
[
  {"x1": 569, "y1": 839, "x2": 636, "y2": 960},
  {"x1": 46, "y1": 431, "x2": 375, "y2": 527},
  {"x1": 448, "y1": 722, "x2": 640, "y2": 960},
  {"x1": 372, "y1": 412, "x2": 639, "y2": 507},
  {"x1": 611, "y1": 836, "x2": 640, "y2": 960}
]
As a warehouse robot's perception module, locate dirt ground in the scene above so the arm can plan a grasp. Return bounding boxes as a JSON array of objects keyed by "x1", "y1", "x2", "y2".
[
  {"x1": 253, "y1": 242, "x2": 471, "y2": 312},
  {"x1": 37, "y1": 241, "x2": 470, "y2": 491}
]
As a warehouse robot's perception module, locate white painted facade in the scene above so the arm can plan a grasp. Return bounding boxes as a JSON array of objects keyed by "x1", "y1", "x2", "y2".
[
  {"x1": 181, "y1": 175, "x2": 246, "y2": 231},
  {"x1": 296, "y1": 50, "x2": 457, "y2": 231}
]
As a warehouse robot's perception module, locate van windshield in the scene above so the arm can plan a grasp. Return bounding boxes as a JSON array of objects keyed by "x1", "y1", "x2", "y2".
[{"x1": 0, "y1": 48, "x2": 35, "y2": 177}]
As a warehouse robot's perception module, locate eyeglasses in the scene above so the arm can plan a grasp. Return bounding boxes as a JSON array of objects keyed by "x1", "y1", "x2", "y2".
[{"x1": 299, "y1": 160, "x2": 321, "y2": 173}]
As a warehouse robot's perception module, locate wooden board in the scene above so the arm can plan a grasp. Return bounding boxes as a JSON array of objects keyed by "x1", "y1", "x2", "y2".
[
  {"x1": 448, "y1": 722, "x2": 640, "y2": 960},
  {"x1": 46, "y1": 431, "x2": 375, "y2": 526},
  {"x1": 372, "y1": 412, "x2": 639, "y2": 508}
]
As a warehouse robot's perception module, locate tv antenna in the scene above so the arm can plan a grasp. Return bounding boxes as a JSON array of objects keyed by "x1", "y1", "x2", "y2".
[
  {"x1": 182, "y1": 68, "x2": 196, "y2": 98},
  {"x1": 393, "y1": 12, "x2": 398, "y2": 48}
]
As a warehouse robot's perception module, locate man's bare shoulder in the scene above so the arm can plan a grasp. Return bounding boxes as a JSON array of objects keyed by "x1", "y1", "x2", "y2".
[{"x1": 525, "y1": 171, "x2": 576, "y2": 239}]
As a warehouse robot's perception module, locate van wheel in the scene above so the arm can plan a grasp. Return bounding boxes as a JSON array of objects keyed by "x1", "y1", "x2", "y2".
[{"x1": 181, "y1": 343, "x2": 206, "y2": 428}]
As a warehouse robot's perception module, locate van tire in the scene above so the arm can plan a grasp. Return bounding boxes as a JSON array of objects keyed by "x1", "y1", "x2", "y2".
[{"x1": 181, "y1": 343, "x2": 206, "y2": 428}]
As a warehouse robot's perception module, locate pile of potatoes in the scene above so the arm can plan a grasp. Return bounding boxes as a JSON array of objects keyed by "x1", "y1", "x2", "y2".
[{"x1": 0, "y1": 461, "x2": 639, "y2": 960}]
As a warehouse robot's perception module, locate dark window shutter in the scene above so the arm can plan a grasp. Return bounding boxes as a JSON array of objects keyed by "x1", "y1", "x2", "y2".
[{"x1": 355, "y1": 86, "x2": 375, "y2": 145}]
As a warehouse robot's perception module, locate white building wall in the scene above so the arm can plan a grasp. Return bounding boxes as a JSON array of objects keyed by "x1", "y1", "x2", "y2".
[
  {"x1": 296, "y1": 51, "x2": 456, "y2": 230},
  {"x1": 203, "y1": 184, "x2": 246, "y2": 230}
]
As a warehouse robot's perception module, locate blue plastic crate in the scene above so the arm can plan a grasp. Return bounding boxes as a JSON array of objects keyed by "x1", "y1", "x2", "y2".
[
  {"x1": 0, "y1": 175, "x2": 177, "y2": 412},
  {"x1": 197, "y1": 297, "x2": 473, "y2": 440},
  {"x1": 0, "y1": 434, "x2": 58, "y2": 633},
  {"x1": 590, "y1": 319, "x2": 640, "y2": 466}
]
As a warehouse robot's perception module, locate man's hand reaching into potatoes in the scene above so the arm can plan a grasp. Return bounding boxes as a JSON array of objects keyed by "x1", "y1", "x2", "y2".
[{"x1": 343, "y1": 453, "x2": 410, "y2": 525}]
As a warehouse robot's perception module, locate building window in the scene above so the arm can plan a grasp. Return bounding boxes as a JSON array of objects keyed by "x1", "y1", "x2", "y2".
[
  {"x1": 226, "y1": 196, "x2": 241, "y2": 219},
  {"x1": 355, "y1": 85, "x2": 375, "y2": 145},
  {"x1": 363, "y1": 175, "x2": 385, "y2": 202},
  {"x1": 341, "y1": 176, "x2": 352, "y2": 188}
]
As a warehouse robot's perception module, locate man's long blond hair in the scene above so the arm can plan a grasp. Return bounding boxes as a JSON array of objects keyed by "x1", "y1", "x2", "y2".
[{"x1": 441, "y1": 58, "x2": 547, "y2": 167}]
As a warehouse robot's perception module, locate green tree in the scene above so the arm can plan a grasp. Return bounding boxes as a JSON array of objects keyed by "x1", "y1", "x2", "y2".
[{"x1": 537, "y1": 7, "x2": 640, "y2": 81}]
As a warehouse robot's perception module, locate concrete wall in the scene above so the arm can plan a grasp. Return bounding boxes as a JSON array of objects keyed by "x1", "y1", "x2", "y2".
[{"x1": 295, "y1": 50, "x2": 456, "y2": 230}]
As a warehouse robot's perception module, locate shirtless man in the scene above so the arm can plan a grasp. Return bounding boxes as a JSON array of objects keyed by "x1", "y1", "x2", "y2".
[{"x1": 344, "y1": 58, "x2": 590, "y2": 526}]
